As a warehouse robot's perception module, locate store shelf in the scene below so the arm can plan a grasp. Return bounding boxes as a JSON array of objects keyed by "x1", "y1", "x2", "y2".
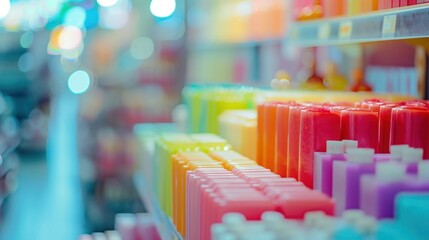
[
  {"x1": 133, "y1": 173, "x2": 183, "y2": 240},
  {"x1": 288, "y1": 3, "x2": 429, "y2": 47}
]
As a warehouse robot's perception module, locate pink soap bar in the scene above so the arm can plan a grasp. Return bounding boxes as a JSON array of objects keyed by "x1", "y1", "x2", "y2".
[
  {"x1": 207, "y1": 193, "x2": 276, "y2": 239},
  {"x1": 115, "y1": 214, "x2": 137, "y2": 240},
  {"x1": 314, "y1": 152, "x2": 346, "y2": 197},
  {"x1": 300, "y1": 107, "x2": 341, "y2": 189},
  {"x1": 276, "y1": 191, "x2": 335, "y2": 219},
  {"x1": 263, "y1": 183, "x2": 308, "y2": 199},
  {"x1": 360, "y1": 175, "x2": 429, "y2": 218},
  {"x1": 135, "y1": 214, "x2": 161, "y2": 240},
  {"x1": 392, "y1": 0, "x2": 401, "y2": 7}
]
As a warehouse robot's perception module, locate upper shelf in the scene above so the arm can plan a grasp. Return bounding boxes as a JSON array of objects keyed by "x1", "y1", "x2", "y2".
[
  {"x1": 191, "y1": 38, "x2": 282, "y2": 52},
  {"x1": 287, "y1": 3, "x2": 429, "y2": 47}
]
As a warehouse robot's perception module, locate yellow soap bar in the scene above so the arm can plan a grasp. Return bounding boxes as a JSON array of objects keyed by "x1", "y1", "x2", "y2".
[
  {"x1": 218, "y1": 110, "x2": 257, "y2": 160},
  {"x1": 156, "y1": 133, "x2": 199, "y2": 217},
  {"x1": 190, "y1": 133, "x2": 231, "y2": 152}
]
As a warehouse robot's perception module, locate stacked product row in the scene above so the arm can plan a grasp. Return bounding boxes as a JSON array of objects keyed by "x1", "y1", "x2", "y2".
[
  {"x1": 80, "y1": 213, "x2": 160, "y2": 240},
  {"x1": 183, "y1": 84, "x2": 411, "y2": 135},
  {"x1": 212, "y1": 192, "x2": 429, "y2": 240},
  {"x1": 314, "y1": 140, "x2": 429, "y2": 218},
  {"x1": 183, "y1": 151, "x2": 333, "y2": 240},
  {"x1": 144, "y1": 131, "x2": 429, "y2": 240},
  {"x1": 297, "y1": 0, "x2": 429, "y2": 20},
  {"x1": 257, "y1": 99, "x2": 429, "y2": 188},
  {"x1": 153, "y1": 133, "x2": 334, "y2": 240}
]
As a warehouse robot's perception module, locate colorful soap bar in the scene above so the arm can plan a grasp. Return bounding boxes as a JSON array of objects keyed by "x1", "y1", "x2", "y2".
[
  {"x1": 275, "y1": 102, "x2": 296, "y2": 177},
  {"x1": 379, "y1": 103, "x2": 404, "y2": 153},
  {"x1": 314, "y1": 140, "x2": 351, "y2": 196},
  {"x1": 341, "y1": 108, "x2": 379, "y2": 152},
  {"x1": 360, "y1": 162, "x2": 429, "y2": 219},
  {"x1": 396, "y1": 193, "x2": 429, "y2": 237},
  {"x1": 332, "y1": 148, "x2": 377, "y2": 215},
  {"x1": 257, "y1": 104, "x2": 265, "y2": 166},
  {"x1": 263, "y1": 102, "x2": 283, "y2": 170},
  {"x1": 287, "y1": 105, "x2": 305, "y2": 179},
  {"x1": 391, "y1": 106, "x2": 429, "y2": 158},
  {"x1": 218, "y1": 110, "x2": 257, "y2": 159},
  {"x1": 300, "y1": 107, "x2": 341, "y2": 188}
]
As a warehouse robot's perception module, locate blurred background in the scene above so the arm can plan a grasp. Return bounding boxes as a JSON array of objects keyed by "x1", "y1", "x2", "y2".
[{"x1": 0, "y1": 0, "x2": 427, "y2": 239}]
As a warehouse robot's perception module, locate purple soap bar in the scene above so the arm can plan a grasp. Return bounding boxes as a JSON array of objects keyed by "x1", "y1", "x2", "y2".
[
  {"x1": 360, "y1": 175, "x2": 429, "y2": 219},
  {"x1": 332, "y1": 160, "x2": 376, "y2": 215},
  {"x1": 314, "y1": 152, "x2": 346, "y2": 196},
  {"x1": 373, "y1": 154, "x2": 392, "y2": 162}
]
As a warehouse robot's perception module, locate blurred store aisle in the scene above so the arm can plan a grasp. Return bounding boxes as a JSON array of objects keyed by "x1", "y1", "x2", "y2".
[{"x1": 0, "y1": 92, "x2": 84, "y2": 240}]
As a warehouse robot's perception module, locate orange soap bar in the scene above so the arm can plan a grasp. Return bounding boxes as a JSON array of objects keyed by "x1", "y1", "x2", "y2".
[
  {"x1": 264, "y1": 102, "x2": 282, "y2": 170},
  {"x1": 172, "y1": 152, "x2": 221, "y2": 237},
  {"x1": 275, "y1": 102, "x2": 296, "y2": 177},
  {"x1": 257, "y1": 104, "x2": 265, "y2": 166}
]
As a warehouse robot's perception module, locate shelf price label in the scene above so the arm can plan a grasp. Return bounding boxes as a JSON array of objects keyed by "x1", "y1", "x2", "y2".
[
  {"x1": 318, "y1": 23, "x2": 331, "y2": 40},
  {"x1": 339, "y1": 21, "x2": 352, "y2": 39},
  {"x1": 382, "y1": 14, "x2": 397, "y2": 38}
]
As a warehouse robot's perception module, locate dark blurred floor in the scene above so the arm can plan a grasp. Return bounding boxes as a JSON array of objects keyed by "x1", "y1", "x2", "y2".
[{"x1": 0, "y1": 92, "x2": 84, "y2": 240}]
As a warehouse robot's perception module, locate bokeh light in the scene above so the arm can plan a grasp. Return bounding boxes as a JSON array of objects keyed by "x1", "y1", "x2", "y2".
[
  {"x1": 18, "y1": 52, "x2": 33, "y2": 72},
  {"x1": 0, "y1": 0, "x2": 11, "y2": 19},
  {"x1": 61, "y1": 43, "x2": 84, "y2": 60},
  {"x1": 48, "y1": 26, "x2": 64, "y2": 55},
  {"x1": 98, "y1": 0, "x2": 130, "y2": 29},
  {"x1": 20, "y1": 31, "x2": 34, "y2": 49},
  {"x1": 97, "y1": 0, "x2": 119, "y2": 7},
  {"x1": 59, "y1": 26, "x2": 83, "y2": 50},
  {"x1": 68, "y1": 70, "x2": 91, "y2": 94},
  {"x1": 64, "y1": 6, "x2": 87, "y2": 28},
  {"x1": 130, "y1": 37, "x2": 154, "y2": 60},
  {"x1": 150, "y1": 0, "x2": 176, "y2": 18}
]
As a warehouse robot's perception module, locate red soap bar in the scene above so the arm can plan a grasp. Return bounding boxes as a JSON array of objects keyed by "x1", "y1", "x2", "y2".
[
  {"x1": 417, "y1": 0, "x2": 429, "y2": 4},
  {"x1": 276, "y1": 191, "x2": 335, "y2": 219},
  {"x1": 361, "y1": 99, "x2": 384, "y2": 109},
  {"x1": 341, "y1": 108, "x2": 379, "y2": 151},
  {"x1": 275, "y1": 102, "x2": 296, "y2": 177},
  {"x1": 379, "y1": 103, "x2": 404, "y2": 153},
  {"x1": 257, "y1": 104, "x2": 265, "y2": 166},
  {"x1": 287, "y1": 106, "x2": 305, "y2": 179},
  {"x1": 406, "y1": 100, "x2": 429, "y2": 108},
  {"x1": 391, "y1": 105, "x2": 429, "y2": 158},
  {"x1": 300, "y1": 107, "x2": 341, "y2": 188}
]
